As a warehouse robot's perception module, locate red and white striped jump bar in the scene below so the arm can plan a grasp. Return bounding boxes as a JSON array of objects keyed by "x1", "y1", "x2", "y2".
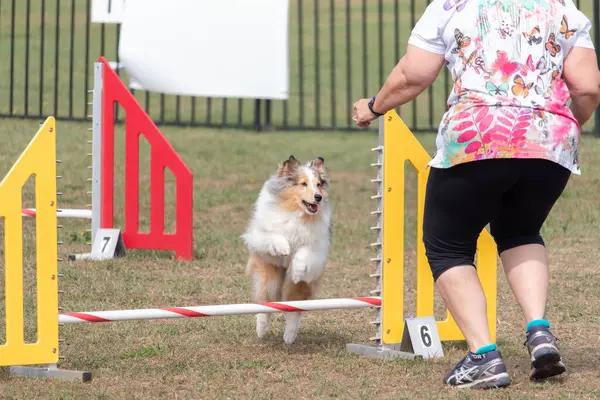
[
  {"x1": 22, "y1": 208, "x2": 92, "y2": 219},
  {"x1": 59, "y1": 297, "x2": 381, "y2": 325}
]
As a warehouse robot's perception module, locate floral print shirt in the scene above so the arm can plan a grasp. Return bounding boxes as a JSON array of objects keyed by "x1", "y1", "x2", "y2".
[{"x1": 408, "y1": 0, "x2": 595, "y2": 175}]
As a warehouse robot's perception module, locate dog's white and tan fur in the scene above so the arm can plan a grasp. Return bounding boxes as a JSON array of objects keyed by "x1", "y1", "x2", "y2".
[{"x1": 241, "y1": 155, "x2": 332, "y2": 344}]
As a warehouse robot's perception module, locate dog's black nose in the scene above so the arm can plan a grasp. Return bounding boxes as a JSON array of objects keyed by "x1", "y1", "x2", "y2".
[{"x1": 314, "y1": 193, "x2": 323, "y2": 202}]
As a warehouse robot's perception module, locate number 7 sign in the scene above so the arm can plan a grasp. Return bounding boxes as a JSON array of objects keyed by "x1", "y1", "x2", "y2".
[
  {"x1": 90, "y1": 228, "x2": 126, "y2": 260},
  {"x1": 102, "y1": 236, "x2": 111, "y2": 252}
]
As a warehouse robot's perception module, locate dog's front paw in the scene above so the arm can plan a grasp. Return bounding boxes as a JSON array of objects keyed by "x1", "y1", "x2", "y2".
[
  {"x1": 283, "y1": 313, "x2": 301, "y2": 344},
  {"x1": 267, "y1": 236, "x2": 290, "y2": 257},
  {"x1": 256, "y1": 313, "x2": 270, "y2": 338},
  {"x1": 291, "y1": 264, "x2": 308, "y2": 284},
  {"x1": 283, "y1": 327, "x2": 298, "y2": 345}
]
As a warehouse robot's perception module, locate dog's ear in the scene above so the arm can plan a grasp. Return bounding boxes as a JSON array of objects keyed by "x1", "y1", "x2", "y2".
[
  {"x1": 311, "y1": 157, "x2": 325, "y2": 173},
  {"x1": 278, "y1": 155, "x2": 301, "y2": 176}
]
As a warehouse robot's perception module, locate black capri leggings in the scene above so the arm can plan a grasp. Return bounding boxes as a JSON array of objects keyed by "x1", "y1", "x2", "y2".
[{"x1": 423, "y1": 158, "x2": 571, "y2": 281}]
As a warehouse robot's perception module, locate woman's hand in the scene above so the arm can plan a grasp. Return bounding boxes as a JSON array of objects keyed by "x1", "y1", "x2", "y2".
[
  {"x1": 352, "y1": 98, "x2": 377, "y2": 128},
  {"x1": 352, "y1": 45, "x2": 445, "y2": 129}
]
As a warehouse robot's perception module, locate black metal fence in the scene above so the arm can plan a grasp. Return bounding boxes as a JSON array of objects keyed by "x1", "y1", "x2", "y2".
[{"x1": 0, "y1": 0, "x2": 598, "y2": 134}]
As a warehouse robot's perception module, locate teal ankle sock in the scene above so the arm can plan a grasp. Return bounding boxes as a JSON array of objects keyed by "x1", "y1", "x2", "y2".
[
  {"x1": 474, "y1": 344, "x2": 497, "y2": 354},
  {"x1": 526, "y1": 319, "x2": 550, "y2": 331}
]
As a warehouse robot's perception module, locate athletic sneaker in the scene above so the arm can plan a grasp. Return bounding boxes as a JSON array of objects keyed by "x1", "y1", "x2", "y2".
[
  {"x1": 443, "y1": 350, "x2": 511, "y2": 389},
  {"x1": 525, "y1": 325, "x2": 566, "y2": 380}
]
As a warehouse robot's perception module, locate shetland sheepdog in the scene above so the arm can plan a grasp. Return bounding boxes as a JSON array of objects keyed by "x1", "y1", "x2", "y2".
[{"x1": 241, "y1": 155, "x2": 332, "y2": 344}]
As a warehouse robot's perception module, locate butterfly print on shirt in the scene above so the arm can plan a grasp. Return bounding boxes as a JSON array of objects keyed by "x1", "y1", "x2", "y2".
[
  {"x1": 452, "y1": 29, "x2": 471, "y2": 57},
  {"x1": 545, "y1": 33, "x2": 561, "y2": 56},
  {"x1": 512, "y1": 74, "x2": 535, "y2": 97},
  {"x1": 522, "y1": 26, "x2": 543, "y2": 45},
  {"x1": 559, "y1": 15, "x2": 577, "y2": 40},
  {"x1": 443, "y1": 0, "x2": 469, "y2": 12}
]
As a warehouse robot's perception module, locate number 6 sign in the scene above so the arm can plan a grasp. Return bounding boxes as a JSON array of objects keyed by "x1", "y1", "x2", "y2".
[
  {"x1": 419, "y1": 324, "x2": 433, "y2": 348},
  {"x1": 399, "y1": 316, "x2": 444, "y2": 358}
]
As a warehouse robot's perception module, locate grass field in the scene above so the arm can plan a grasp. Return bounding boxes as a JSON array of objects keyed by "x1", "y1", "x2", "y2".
[
  {"x1": 1, "y1": 0, "x2": 600, "y2": 398},
  {"x1": 0, "y1": 117, "x2": 600, "y2": 399}
]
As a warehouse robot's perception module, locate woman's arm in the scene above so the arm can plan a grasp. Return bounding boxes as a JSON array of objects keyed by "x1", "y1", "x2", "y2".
[
  {"x1": 563, "y1": 47, "x2": 600, "y2": 126},
  {"x1": 353, "y1": 44, "x2": 446, "y2": 128}
]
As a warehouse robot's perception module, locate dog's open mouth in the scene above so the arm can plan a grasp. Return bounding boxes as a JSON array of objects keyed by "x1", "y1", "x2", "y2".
[{"x1": 302, "y1": 201, "x2": 319, "y2": 214}]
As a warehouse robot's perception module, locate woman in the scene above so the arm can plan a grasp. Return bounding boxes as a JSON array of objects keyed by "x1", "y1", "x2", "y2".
[{"x1": 353, "y1": 0, "x2": 600, "y2": 390}]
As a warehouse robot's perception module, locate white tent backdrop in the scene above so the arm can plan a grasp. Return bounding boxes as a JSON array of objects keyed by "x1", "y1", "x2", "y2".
[
  {"x1": 117, "y1": 0, "x2": 290, "y2": 100},
  {"x1": 91, "y1": 0, "x2": 126, "y2": 23}
]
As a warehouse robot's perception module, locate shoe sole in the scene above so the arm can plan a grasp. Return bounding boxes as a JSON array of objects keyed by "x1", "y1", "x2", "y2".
[
  {"x1": 449, "y1": 373, "x2": 512, "y2": 389},
  {"x1": 530, "y1": 352, "x2": 566, "y2": 380}
]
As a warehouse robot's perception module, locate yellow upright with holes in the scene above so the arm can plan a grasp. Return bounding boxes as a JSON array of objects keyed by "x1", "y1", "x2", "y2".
[
  {"x1": 0, "y1": 117, "x2": 58, "y2": 366},
  {"x1": 381, "y1": 110, "x2": 497, "y2": 345}
]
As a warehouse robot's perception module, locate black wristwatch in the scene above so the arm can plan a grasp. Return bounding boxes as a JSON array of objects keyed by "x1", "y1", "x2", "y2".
[{"x1": 368, "y1": 96, "x2": 384, "y2": 118}]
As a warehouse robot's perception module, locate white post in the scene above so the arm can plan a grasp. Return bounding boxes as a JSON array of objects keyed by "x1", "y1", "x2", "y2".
[
  {"x1": 91, "y1": 62, "x2": 104, "y2": 244},
  {"x1": 22, "y1": 209, "x2": 92, "y2": 219}
]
